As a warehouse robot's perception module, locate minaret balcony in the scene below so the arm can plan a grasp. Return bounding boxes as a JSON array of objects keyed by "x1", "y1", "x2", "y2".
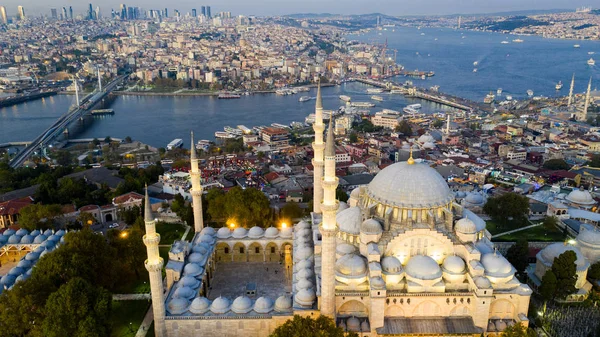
[
  {"x1": 143, "y1": 233, "x2": 161, "y2": 246},
  {"x1": 145, "y1": 258, "x2": 164, "y2": 272}
]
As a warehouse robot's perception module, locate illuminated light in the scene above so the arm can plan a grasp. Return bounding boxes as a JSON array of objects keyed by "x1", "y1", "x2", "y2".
[
  {"x1": 281, "y1": 223, "x2": 287, "y2": 228},
  {"x1": 120, "y1": 231, "x2": 128, "y2": 238},
  {"x1": 229, "y1": 223, "x2": 235, "y2": 228},
  {"x1": 568, "y1": 239, "x2": 576, "y2": 245},
  {"x1": 537, "y1": 311, "x2": 543, "y2": 316}
]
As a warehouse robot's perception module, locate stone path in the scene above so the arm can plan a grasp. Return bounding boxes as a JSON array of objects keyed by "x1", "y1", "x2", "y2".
[
  {"x1": 135, "y1": 306, "x2": 154, "y2": 337},
  {"x1": 112, "y1": 294, "x2": 151, "y2": 300},
  {"x1": 491, "y1": 222, "x2": 541, "y2": 238}
]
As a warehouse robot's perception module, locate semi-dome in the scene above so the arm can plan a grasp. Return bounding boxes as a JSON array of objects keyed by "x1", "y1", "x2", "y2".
[
  {"x1": 232, "y1": 227, "x2": 248, "y2": 238},
  {"x1": 231, "y1": 296, "x2": 253, "y2": 314},
  {"x1": 442, "y1": 256, "x2": 466, "y2": 274},
  {"x1": 183, "y1": 263, "x2": 203, "y2": 277},
  {"x1": 336, "y1": 207, "x2": 362, "y2": 235},
  {"x1": 481, "y1": 253, "x2": 515, "y2": 277},
  {"x1": 248, "y1": 226, "x2": 264, "y2": 238},
  {"x1": 173, "y1": 286, "x2": 196, "y2": 300},
  {"x1": 335, "y1": 254, "x2": 367, "y2": 276},
  {"x1": 15, "y1": 229, "x2": 28, "y2": 236},
  {"x1": 418, "y1": 133, "x2": 435, "y2": 144},
  {"x1": 188, "y1": 252, "x2": 206, "y2": 264},
  {"x1": 336, "y1": 243, "x2": 356, "y2": 256},
  {"x1": 210, "y1": 296, "x2": 230, "y2": 314},
  {"x1": 189, "y1": 297, "x2": 211, "y2": 314},
  {"x1": 381, "y1": 256, "x2": 403, "y2": 274},
  {"x1": 455, "y1": 218, "x2": 477, "y2": 234},
  {"x1": 33, "y1": 234, "x2": 47, "y2": 244},
  {"x1": 294, "y1": 289, "x2": 316, "y2": 306},
  {"x1": 350, "y1": 187, "x2": 361, "y2": 198},
  {"x1": 167, "y1": 298, "x2": 189, "y2": 315},
  {"x1": 405, "y1": 255, "x2": 442, "y2": 280},
  {"x1": 280, "y1": 227, "x2": 293, "y2": 238},
  {"x1": 20, "y1": 235, "x2": 34, "y2": 244},
  {"x1": 361, "y1": 219, "x2": 382, "y2": 234},
  {"x1": 275, "y1": 295, "x2": 293, "y2": 312},
  {"x1": 366, "y1": 162, "x2": 453, "y2": 208},
  {"x1": 566, "y1": 188, "x2": 596, "y2": 205},
  {"x1": 178, "y1": 276, "x2": 200, "y2": 289},
  {"x1": 474, "y1": 276, "x2": 492, "y2": 289},
  {"x1": 264, "y1": 227, "x2": 279, "y2": 238},
  {"x1": 217, "y1": 227, "x2": 231, "y2": 238},
  {"x1": 200, "y1": 227, "x2": 216, "y2": 236},
  {"x1": 253, "y1": 297, "x2": 274, "y2": 314},
  {"x1": 539, "y1": 243, "x2": 589, "y2": 271}
]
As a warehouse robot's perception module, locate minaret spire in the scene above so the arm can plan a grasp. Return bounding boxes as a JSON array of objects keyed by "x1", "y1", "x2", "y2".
[
  {"x1": 312, "y1": 79, "x2": 325, "y2": 214},
  {"x1": 407, "y1": 146, "x2": 415, "y2": 165},
  {"x1": 568, "y1": 73, "x2": 575, "y2": 107},
  {"x1": 320, "y1": 115, "x2": 338, "y2": 318},
  {"x1": 582, "y1": 77, "x2": 592, "y2": 121},
  {"x1": 143, "y1": 186, "x2": 167, "y2": 337},
  {"x1": 190, "y1": 131, "x2": 204, "y2": 232}
]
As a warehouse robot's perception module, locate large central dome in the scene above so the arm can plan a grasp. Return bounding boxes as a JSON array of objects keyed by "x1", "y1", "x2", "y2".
[{"x1": 366, "y1": 162, "x2": 453, "y2": 208}]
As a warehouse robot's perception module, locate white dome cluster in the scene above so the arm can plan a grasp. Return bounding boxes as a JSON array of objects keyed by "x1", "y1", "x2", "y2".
[{"x1": 292, "y1": 220, "x2": 316, "y2": 308}]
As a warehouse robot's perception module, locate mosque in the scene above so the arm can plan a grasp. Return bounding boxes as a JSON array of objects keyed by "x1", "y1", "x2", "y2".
[{"x1": 144, "y1": 84, "x2": 532, "y2": 337}]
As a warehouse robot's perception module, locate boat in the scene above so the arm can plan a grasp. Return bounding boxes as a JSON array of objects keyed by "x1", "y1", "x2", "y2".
[
  {"x1": 218, "y1": 93, "x2": 241, "y2": 99},
  {"x1": 484, "y1": 92, "x2": 495, "y2": 104},
  {"x1": 512, "y1": 39, "x2": 524, "y2": 43},
  {"x1": 588, "y1": 58, "x2": 596, "y2": 66},
  {"x1": 473, "y1": 61, "x2": 478, "y2": 67},
  {"x1": 403, "y1": 106, "x2": 419, "y2": 114},
  {"x1": 408, "y1": 104, "x2": 421, "y2": 109},
  {"x1": 421, "y1": 75, "x2": 426, "y2": 80},
  {"x1": 167, "y1": 139, "x2": 184, "y2": 151},
  {"x1": 589, "y1": 52, "x2": 596, "y2": 55},
  {"x1": 497, "y1": 88, "x2": 503, "y2": 96},
  {"x1": 299, "y1": 96, "x2": 311, "y2": 102},
  {"x1": 473, "y1": 68, "x2": 477, "y2": 73},
  {"x1": 296, "y1": 87, "x2": 310, "y2": 92},
  {"x1": 574, "y1": 44, "x2": 581, "y2": 48},
  {"x1": 555, "y1": 81, "x2": 563, "y2": 90},
  {"x1": 237, "y1": 125, "x2": 252, "y2": 134},
  {"x1": 215, "y1": 131, "x2": 236, "y2": 139},
  {"x1": 271, "y1": 123, "x2": 291, "y2": 129},
  {"x1": 506, "y1": 95, "x2": 513, "y2": 101},
  {"x1": 501, "y1": 40, "x2": 510, "y2": 44},
  {"x1": 430, "y1": 85, "x2": 440, "y2": 92},
  {"x1": 366, "y1": 88, "x2": 383, "y2": 94},
  {"x1": 290, "y1": 121, "x2": 305, "y2": 129},
  {"x1": 527, "y1": 89, "x2": 534, "y2": 97},
  {"x1": 390, "y1": 89, "x2": 403, "y2": 94},
  {"x1": 91, "y1": 108, "x2": 114, "y2": 115},
  {"x1": 224, "y1": 126, "x2": 242, "y2": 135},
  {"x1": 339, "y1": 95, "x2": 352, "y2": 102},
  {"x1": 351, "y1": 102, "x2": 375, "y2": 108},
  {"x1": 371, "y1": 95, "x2": 384, "y2": 101}
]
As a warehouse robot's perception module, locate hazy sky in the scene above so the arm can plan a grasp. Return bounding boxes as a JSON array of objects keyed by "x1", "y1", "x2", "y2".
[{"x1": 0, "y1": 0, "x2": 578, "y2": 17}]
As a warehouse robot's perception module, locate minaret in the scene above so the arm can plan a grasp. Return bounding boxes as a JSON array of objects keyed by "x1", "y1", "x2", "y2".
[
  {"x1": 582, "y1": 77, "x2": 592, "y2": 121},
  {"x1": 312, "y1": 80, "x2": 325, "y2": 214},
  {"x1": 190, "y1": 131, "x2": 204, "y2": 232},
  {"x1": 143, "y1": 187, "x2": 167, "y2": 337},
  {"x1": 568, "y1": 73, "x2": 575, "y2": 107},
  {"x1": 320, "y1": 117, "x2": 339, "y2": 318}
]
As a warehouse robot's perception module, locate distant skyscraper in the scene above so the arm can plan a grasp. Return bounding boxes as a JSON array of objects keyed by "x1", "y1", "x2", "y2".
[
  {"x1": 0, "y1": 6, "x2": 7, "y2": 24},
  {"x1": 192, "y1": 9, "x2": 196, "y2": 17},
  {"x1": 206, "y1": 6, "x2": 211, "y2": 18},
  {"x1": 17, "y1": 6, "x2": 25, "y2": 20},
  {"x1": 164, "y1": 8, "x2": 168, "y2": 18},
  {"x1": 51, "y1": 8, "x2": 58, "y2": 19},
  {"x1": 95, "y1": 7, "x2": 101, "y2": 20},
  {"x1": 120, "y1": 4, "x2": 127, "y2": 20},
  {"x1": 88, "y1": 3, "x2": 94, "y2": 20},
  {"x1": 201, "y1": 6, "x2": 206, "y2": 16},
  {"x1": 62, "y1": 7, "x2": 68, "y2": 21},
  {"x1": 69, "y1": 6, "x2": 73, "y2": 20}
]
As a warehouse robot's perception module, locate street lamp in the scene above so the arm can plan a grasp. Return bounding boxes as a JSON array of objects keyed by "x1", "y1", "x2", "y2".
[
  {"x1": 120, "y1": 231, "x2": 128, "y2": 239},
  {"x1": 281, "y1": 222, "x2": 287, "y2": 229},
  {"x1": 229, "y1": 223, "x2": 235, "y2": 229}
]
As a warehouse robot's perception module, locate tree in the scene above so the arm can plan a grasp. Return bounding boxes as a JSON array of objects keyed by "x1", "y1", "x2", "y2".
[
  {"x1": 588, "y1": 262, "x2": 600, "y2": 280},
  {"x1": 432, "y1": 119, "x2": 444, "y2": 128},
  {"x1": 124, "y1": 136, "x2": 132, "y2": 143},
  {"x1": 17, "y1": 204, "x2": 63, "y2": 230},
  {"x1": 502, "y1": 322, "x2": 536, "y2": 337},
  {"x1": 348, "y1": 132, "x2": 358, "y2": 143},
  {"x1": 104, "y1": 136, "x2": 112, "y2": 144},
  {"x1": 171, "y1": 193, "x2": 186, "y2": 214},
  {"x1": 551, "y1": 250, "x2": 577, "y2": 299},
  {"x1": 91, "y1": 138, "x2": 100, "y2": 147},
  {"x1": 542, "y1": 216, "x2": 558, "y2": 231},
  {"x1": 336, "y1": 188, "x2": 349, "y2": 202},
  {"x1": 280, "y1": 202, "x2": 303, "y2": 220},
  {"x1": 77, "y1": 211, "x2": 97, "y2": 226},
  {"x1": 505, "y1": 239, "x2": 529, "y2": 276},
  {"x1": 482, "y1": 193, "x2": 530, "y2": 228},
  {"x1": 40, "y1": 278, "x2": 111, "y2": 337},
  {"x1": 589, "y1": 154, "x2": 600, "y2": 168},
  {"x1": 543, "y1": 159, "x2": 570, "y2": 170},
  {"x1": 395, "y1": 120, "x2": 412, "y2": 135},
  {"x1": 107, "y1": 228, "x2": 147, "y2": 280},
  {"x1": 539, "y1": 270, "x2": 557, "y2": 302},
  {"x1": 54, "y1": 150, "x2": 73, "y2": 166},
  {"x1": 270, "y1": 315, "x2": 358, "y2": 337}
]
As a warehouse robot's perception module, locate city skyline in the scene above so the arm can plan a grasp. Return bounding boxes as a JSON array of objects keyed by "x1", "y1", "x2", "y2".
[{"x1": 0, "y1": 0, "x2": 586, "y2": 17}]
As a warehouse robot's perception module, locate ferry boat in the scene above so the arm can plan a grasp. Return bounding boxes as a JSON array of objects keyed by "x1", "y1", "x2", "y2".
[
  {"x1": 512, "y1": 39, "x2": 524, "y2": 43},
  {"x1": 167, "y1": 139, "x2": 184, "y2": 151},
  {"x1": 290, "y1": 121, "x2": 305, "y2": 129},
  {"x1": 473, "y1": 68, "x2": 477, "y2": 73},
  {"x1": 351, "y1": 102, "x2": 375, "y2": 108},
  {"x1": 371, "y1": 95, "x2": 384, "y2": 101},
  {"x1": 484, "y1": 92, "x2": 495, "y2": 104},
  {"x1": 196, "y1": 140, "x2": 211, "y2": 151},
  {"x1": 224, "y1": 126, "x2": 242, "y2": 135},
  {"x1": 296, "y1": 87, "x2": 310, "y2": 92},
  {"x1": 506, "y1": 95, "x2": 513, "y2": 101},
  {"x1": 403, "y1": 104, "x2": 422, "y2": 114},
  {"x1": 527, "y1": 89, "x2": 534, "y2": 97},
  {"x1": 574, "y1": 44, "x2": 581, "y2": 48},
  {"x1": 339, "y1": 95, "x2": 352, "y2": 102},
  {"x1": 271, "y1": 123, "x2": 291, "y2": 129},
  {"x1": 367, "y1": 88, "x2": 383, "y2": 94},
  {"x1": 430, "y1": 85, "x2": 440, "y2": 92},
  {"x1": 588, "y1": 58, "x2": 596, "y2": 66},
  {"x1": 215, "y1": 131, "x2": 236, "y2": 139},
  {"x1": 555, "y1": 81, "x2": 563, "y2": 90},
  {"x1": 299, "y1": 96, "x2": 311, "y2": 102},
  {"x1": 218, "y1": 93, "x2": 241, "y2": 99},
  {"x1": 91, "y1": 108, "x2": 114, "y2": 115},
  {"x1": 237, "y1": 125, "x2": 252, "y2": 134},
  {"x1": 501, "y1": 40, "x2": 510, "y2": 44},
  {"x1": 497, "y1": 88, "x2": 503, "y2": 96},
  {"x1": 473, "y1": 61, "x2": 478, "y2": 67}
]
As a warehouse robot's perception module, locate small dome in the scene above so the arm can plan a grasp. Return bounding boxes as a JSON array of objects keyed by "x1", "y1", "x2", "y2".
[
  {"x1": 335, "y1": 254, "x2": 367, "y2": 276},
  {"x1": 577, "y1": 225, "x2": 600, "y2": 246},
  {"x1": 381, "y1": 256, "x2": 403, "y2": 274},
  {"x1": 423, "y1": 142, "x2": 435, "y2": 149},
  {"x1": 294, "y1": 288, "x2": 316, "y2": 306},
  {"x1": 296, "y1": 268, "x2": 314, "y2": 279},
  {"x1": 275, "y1": 295, "x2": 293, "y2": 312},
  {"x1": 8, "y1": 235, "x2": 21, "y2": 244},
  {"x1": 418, "y1": 133, "x2": 435, "y2": 144},
  {"x1": 178, "y1": 276, "x2": 200, "y2": 289},
  {"x1": 465, "y1": 192, "x2": 485, "y2": 205},
  {"x1": 442, "y1": 256, "x2": 466, "y2": 274},
  {"x1": 189, "y1": 297, "x2": 211, "y2": 314},
  {"x1": 199, "y1": 235, "x2": 214, "y2": 244},
  {"x1": 336, "y1": 207, "x2": 362, "y2": 235},
  {"x1": 17, "y1": 260, "x2": 31, "y2": 268},
  {"x1": 350, "y1": 187, "x2": 361, "y2": 198},
  {"x1": 0, "y1": 274, "x2": 16, "y2": 286},
  {"x1": 41, "y1": 240, "x2": 55, "y2": 248},
  {"x1": 167, "y1": 298, "x2": 189, "y2": 315},
  {"x1": 188, "y1": 253, "x2": 206, "y2": 264},
  {"x1": 217, "y1": 227, "x2": 231, "y2": 238},
  {"x1": 455, "y1": 191, "x2": 467, "y2": 198},
  {"x1": 254, "y1": 297, "x2": 274, "y2": 314},
  {"x1": 487, "y1": 321, "x2": 496, "y2": 332},
  {"x1": 15, "y1": 229, "x2": 28, "y2": 236},
  {"x1": 337, "y1": 201, "x2": 349, "y2": 213},
  {"x1": 296, "y1": 278, "x2": 313, "y2": 290},
  {"x1": 25, "y1": 252, "x2": 40, "y2": 261},
  {"x1": 280, "y1": 227, "x2": 293, "y2": 238},
  {"x1": 231, "y1": 296, "x2": 253, "y2": 314},
  {"x1": 232, "y1": 227, "x2": 247, "y2": 238},
  {"x1": 8, "y1": 267, "x2": 24, "y2": 276},
  {"x1": 248, "y1": 226, "x2": 264, "y2": 238},
  {"x1": 455, "y1": 218, "x2": 477, "y2": 235},
  {"x1": 495, "y1": 320, "x2": 507, "y2": 332},
  {"x1": 405, "y1": 255, "x2": 442, "y2": 280},
  {"x1": 200, "y1": 227, "x2": 216, "y2": 236},
  {"x1": 33, "y1": 234, "x2": 47, "y2": 244},
  {"x1": 336, "y1": 243, "x2": 356, "y2": 256},
  {"x1": 539, "y1": 243, "x2": 588, "y2": 271},
  {"x1": 30, "y1": 230, "x2": 41, "y2": 237},
  {"x1": 370, "y1": 276, "x2": 385, "y2": 288},
  {"x1": 361, "y1": 320, "x2": 371, "y2": 332},
  {"x1": 481, "y1": 253, "x2": 515, "y2": 278},
  {"x1": 3, "y1": 229, "x2": 15, "y2": 236},
  {"x1": 183, "y1": 263, "x2": 203, "y2": 277},
  {"x1": 566, "y1": 188, "x2": 596, "y2": 205},
  {"x1": 192, "y1": 245, "x2": 208, "y2": 255},
  {"x1": 0, "y1": 235, "x2": 7, "y2": 243},
  {"x1": 264, "y1": 227, "x2": 279, "y2": 238},
  {"x1": 297, "y1": 228, "x2": 312, "y2": 238},
  {"x1": 296, "y1": 221, "x2": 311, "y2": 230},
  {"x1": 210, "y1": 296, "x2": 231, "y2": 314},
  {"x1": 55, "y1": 229, "x2": 66, "y2": 236},
  {"x1": 295, "y1": 247, "x2": 313, "y2": 261},
  {"x1": 347, "y1": 317, "x2": 361, "y2": 332},
  {"x1": 294, "y1": 259, "x2": 312, "y2": 271},
  {"x1": 15, "y1": 274, "x2": 28, "y2": 283},
  {"x1": 173, "y1": 286, "x2": 195, "y2": 300},
  {"x1": 34, "y1": 246, "x2": 45, "y2": 253},
  {"x1": 43, "y1": 229, "x2": 53, "y2": 236},
  {"x1": 20, "y1": 235, "x2": 34, "y2": 244},
  {"x1": 361, "y1": 219, "x2": 382, "y2": 234},
  {"x1": 47, "y1": 235, "x2": 60, "y2": 242}
]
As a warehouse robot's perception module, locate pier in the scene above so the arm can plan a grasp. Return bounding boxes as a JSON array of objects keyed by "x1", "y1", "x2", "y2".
[{"x1": 0, "y1": 90, "x2": 59, "y2": 108}]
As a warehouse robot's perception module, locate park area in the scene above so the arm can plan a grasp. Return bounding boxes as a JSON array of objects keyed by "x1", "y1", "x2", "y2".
[
  {"x1": 110, "y1": 300, "x2": 150, "y2": 337},
  {"x1": 486, "y1": 220, "x2": 567, "y2": 242}
]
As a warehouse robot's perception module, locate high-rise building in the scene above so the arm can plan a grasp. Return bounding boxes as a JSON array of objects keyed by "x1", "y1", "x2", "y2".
[
  {"x1": 95, "y1": 7, "x2": 100, "y2": 20},
  {"x1": 17, "y1": 6, "x2": 25, "y2": 20},
  {"x1": 127, "y1": 7, "x2": 134, "y2": 20},
  {"x1": 0, "y1": 6, "x2": 7, "y2": 24},
  {"x1": 51, "y1": 8, "x2": 58, "y2": 19},
  {"x1": 62, "y1": 7, "x2": 68, "y2": 21},
  {"x1": 206, "y1": 6, "x2": 211, "y2": 18},
  {"x1": 164, "y1": 7, "x2": 168, "y2": 18},
  {"x1": 69, "y1": 6, "x2": 73, "y2": 20},
  {"x1": 88, "y1": 3, "x2": 94, "y2": 20},
  {"x1": 120, "y1": 4, "x2": 127, "y2": 20},
  {"x1": 192, "y1": 8, "x2": 196, "y2": 17},
  {"x1": 201, "y1": 6, "x2": 206, "y2": 16}
]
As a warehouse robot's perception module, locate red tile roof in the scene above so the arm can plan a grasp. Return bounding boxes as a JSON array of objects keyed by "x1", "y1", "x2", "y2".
[
  {"x1": 0, "y1": 197, "x2": 33, "y2": 216},
  {"x1": 113, "y1": 192, "x2": 144, "y2": 204}
]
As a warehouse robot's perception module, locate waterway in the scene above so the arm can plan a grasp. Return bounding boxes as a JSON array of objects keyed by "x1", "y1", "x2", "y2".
[{"x1": 0, "y1": 27, "x2": 598, "y2": 148}]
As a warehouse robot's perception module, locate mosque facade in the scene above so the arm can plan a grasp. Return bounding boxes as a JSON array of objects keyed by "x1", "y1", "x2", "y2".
[{"x1": 146, "y1": 85, "x2": 533, "y2": 336}]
